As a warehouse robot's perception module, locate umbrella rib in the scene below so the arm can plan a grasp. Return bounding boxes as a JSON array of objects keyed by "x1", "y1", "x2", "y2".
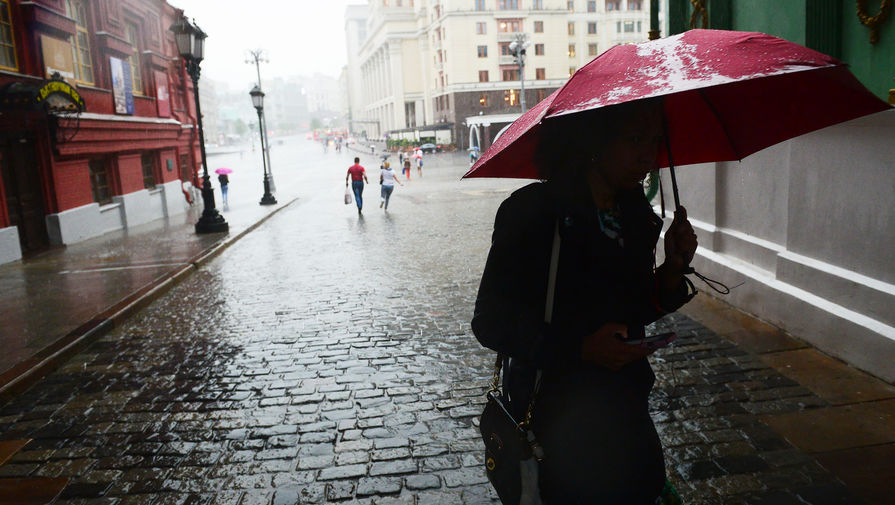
[{"x1": 697, "y1": 89, "x2": 741, "y2": 161}]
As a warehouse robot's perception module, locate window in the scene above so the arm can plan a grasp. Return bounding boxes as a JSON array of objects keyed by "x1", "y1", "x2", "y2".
[
  {"x1": 534, "y1": 21, "x2": 543, "y2": 33},
  {"x1": 179, "y1": 154, "x2": 192, "y2": 183},
  {"x1": 476, "y1": 22, "x2": 487, "y2": 34},
  {"x1": 498, "y1": 0, "x2": 519, "y2": 9},
  {"x1": 628, "y1": 0, "x2": 642, "y2": 10},
  {"x1": 606, "y1": 0, "x2": 620, "y2": 10},
  {"x1": 479, "y1": 92, "x2": 488, "y2": 107},
  {"x1": 504, "y1": 88, "x2": 518, "y2": 106},
  {"x1": 475, "y1": 0, "x2": 486, "y2": 10},
  {"x1": 637, "y1": 21, "x2": 642, "y2": 32},
  {"x1": 532, "y1": 0, "x2": 544, "y2": 9},
  {"x1": 499, "y1": 42, "x2": 512, "y2": 56},
  {"x1": 567, "y1": 1, "x2": 574, "y2": 11},
  {"x1": 616, "y1": 21, "x2": 621, "y2": 32},
  {"x1": 498, "y1": 19, "x2": 522, "y2": 32},
  {"x1": 535, "y1": 67, "x2": 545, "y2": 80},
  {"x1": 567, "y1": 22, "x2": 574, "y2": 35},
  {"x1": 587, "y1": 22, "x2": 597, "y2": 34},
  {"x1": 534, "y1": 43, "x2": 544, "y2": 55},
  {"x1": 623, "y1": 20, "x2": 635, "y2": 32},
  {"x1": 141, "y1": 152, "x2": 157, "y2": 189},
  {"x1": 124, "y1": 21, "x2": 143, "y2": 95},
  {"x1": 587, "y1": 0, "x2": 596, "y2": 12},
  {"x1": 588, "y1": 43, "x2": 598, "y2": 55},
  {"x1": 537, "y1": 89, "x2": 546, "y2": 102},
  {"x1": 502, "y1": 68, "x2": 519, "y2": 81},
  {"x1": 0, "y1": 0, "x2": 17, "y2": 70},
  {"x1": 66, "y1": 0, "x2": 94, "y2": 84},
  {"x1": 405, "y1": 102, "x2": 416, "y2": 128},
  {"x1": 89, "y1": 159, "x2": 112, "y2": 204},
  {"x1": 477, "y1": 45, "x2": 488, "y2": 57},
  {"x1": 568, "y1": 44, "x2": 575, "y2": 57},
  {"x1": 569, "y1": 66, "x2": 577, "y2": 77},
  {"x1": 479, "y1": 70, "x2": 489, "y2": 82}
]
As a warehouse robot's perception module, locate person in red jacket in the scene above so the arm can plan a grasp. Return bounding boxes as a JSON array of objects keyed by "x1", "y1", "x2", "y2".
[{"x1": 346, "y1": 157, "x2": 369, "y2": 213}]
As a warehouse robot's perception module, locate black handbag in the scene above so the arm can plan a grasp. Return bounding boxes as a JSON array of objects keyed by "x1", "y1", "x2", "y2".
[
  {"x1": 480, "y1": 356, "x2": 543, "y2": 505},
  {"x1": 479, "y1": 221, "x2": 559, "y2": 505}
]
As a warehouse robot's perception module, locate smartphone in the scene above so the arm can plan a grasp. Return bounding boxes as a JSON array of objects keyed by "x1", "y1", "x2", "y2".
[{"x1": 622, "y1": 331, "x2": 677, "y2": 349}]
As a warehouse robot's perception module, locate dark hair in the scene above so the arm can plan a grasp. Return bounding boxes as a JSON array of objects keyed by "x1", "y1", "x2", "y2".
[
  {"x1": 354, "y1": 157, "x2": 360, "y2": 163},
  {"x1": 535, "y1": 98, "x2": 662, "y2": 189}
]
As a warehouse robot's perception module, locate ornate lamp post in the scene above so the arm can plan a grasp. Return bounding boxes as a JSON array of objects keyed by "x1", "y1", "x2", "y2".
[
  {"x1": 170, "y1": 17, "x2": 228, "y2": 234},
  {"x1": 508, "y1": 34, "x2": 531, "y2": 112},
  {"x1": 246, "y1": 50, "x2": 275, "y2": 192},
  {"x1": 250, "y1": 86, "x2": 277, "y2": 205}
]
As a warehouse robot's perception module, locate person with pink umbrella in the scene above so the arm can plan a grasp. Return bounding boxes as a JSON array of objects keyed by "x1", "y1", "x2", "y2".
[{"x1": 215, "y1": 168, "x2": 232, "y2": 209}]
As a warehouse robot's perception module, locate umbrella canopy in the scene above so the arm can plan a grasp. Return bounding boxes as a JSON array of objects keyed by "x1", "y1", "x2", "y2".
[
  {"x1": 464, "y1": 29, "x2": 891, "y2": 181},
  {"x1": 215, "y1": 167, "x2": 233, "y2": 175}
]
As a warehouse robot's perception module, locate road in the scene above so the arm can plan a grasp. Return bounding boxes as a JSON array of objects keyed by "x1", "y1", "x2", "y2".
[{"x1": 0, "y1": 138, "x2": 857, "y2": 504}]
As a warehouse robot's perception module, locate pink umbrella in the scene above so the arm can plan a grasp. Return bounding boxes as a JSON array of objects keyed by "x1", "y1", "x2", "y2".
[
  {"x1": 215, "y1": 167, "x2": 233, "y2": 175},
  {"x1": 463, "y1": 29, "x2": 890, "y2": 207}
]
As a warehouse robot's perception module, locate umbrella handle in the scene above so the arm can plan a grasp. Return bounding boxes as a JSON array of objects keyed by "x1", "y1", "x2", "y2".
[{"x1": 661, "y1": 108, "x2": 681, "y2": 210}]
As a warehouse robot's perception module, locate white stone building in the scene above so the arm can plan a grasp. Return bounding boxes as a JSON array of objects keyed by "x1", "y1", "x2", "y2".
[{"x1": 346, "y1": 0, "x2": 651, "y2": 147}]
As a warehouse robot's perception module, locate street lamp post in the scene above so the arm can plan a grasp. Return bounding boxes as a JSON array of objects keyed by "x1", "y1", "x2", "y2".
[
  {"x1": 251, "y1": 86, "x2": 277, "y2": 205},
  {"x1": 509, "y1": 34, "x2": 530, "y2": 112},
  {"x1": 246, "y1": 50, "x2": 275, "y2": 192},
  {"x1": 170, "y1": 17, "x2": 228, "y2": 234}
]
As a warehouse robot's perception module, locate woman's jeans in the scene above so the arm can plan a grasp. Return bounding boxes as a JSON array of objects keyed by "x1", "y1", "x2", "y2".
[
  {"x1": 352, "y1": 180, "x2": 364, "y2": 210},
  {"x1": 381, "y1": 185, "x2": 394, "y2": 209},
  {"x1": 221, "y1": 185, "x2": 228, "y2": 206}
]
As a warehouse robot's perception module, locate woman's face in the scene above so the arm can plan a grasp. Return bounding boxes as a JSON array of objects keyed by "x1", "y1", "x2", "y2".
[{"x1": 594, "y1": 104, "x2": 663, "y2": 191}]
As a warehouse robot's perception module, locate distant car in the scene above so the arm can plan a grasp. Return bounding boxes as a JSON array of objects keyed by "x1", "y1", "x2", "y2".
[{"x1": 420, "y1": 143, "x2": 440, "y2": 153}]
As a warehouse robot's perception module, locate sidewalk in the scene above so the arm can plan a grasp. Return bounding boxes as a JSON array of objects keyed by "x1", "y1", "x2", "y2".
[
  {"x1": 679, "y1": 295, "x2": 895, "y2": 504},
  {"x1": 0, "y1": 195, "x2": 296, "y2": 402}
]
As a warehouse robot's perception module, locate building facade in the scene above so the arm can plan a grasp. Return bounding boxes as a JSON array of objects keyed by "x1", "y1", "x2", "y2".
[
  {"x1": 346, "y1": 0, "x2": 650, "y2": 148},
  {"x1": 0, "y1": 0, "x2": 203, "y2": 264}
]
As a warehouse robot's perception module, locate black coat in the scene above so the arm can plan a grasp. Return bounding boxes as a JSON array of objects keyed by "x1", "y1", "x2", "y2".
[{"x1": 472, "y1": 181, "x2": 691, "y2": 504}]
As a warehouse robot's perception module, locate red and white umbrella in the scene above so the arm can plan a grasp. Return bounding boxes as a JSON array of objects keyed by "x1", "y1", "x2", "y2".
[{"x1": 464, "y1": 29, "x2": 890, "y2": 206}]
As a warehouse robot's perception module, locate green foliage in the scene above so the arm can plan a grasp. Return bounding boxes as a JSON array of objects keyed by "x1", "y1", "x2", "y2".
[{"x1": 234, "y1": 118, "x2": 248, "y2": 136}]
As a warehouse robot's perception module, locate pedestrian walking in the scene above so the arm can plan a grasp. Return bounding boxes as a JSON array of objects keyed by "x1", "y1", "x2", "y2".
[
  {"x1": 379, "y1": 161, "x2": 403, "y2": 211},
  {"x1": 345, "y1": 157, "x2": 369, "y2": 213},
  {"x1": 472, "y1": 99, "x2": 697, "y2": 504},
  {"x1": 415, "y1": 148, "x2": 423, "y2": 177},
  {"x1": 403, "y1": 157, "x2": 411, "y2": 181},
  {"x1": 217, "y1": 172, "x2": 229, "y2": 208}
]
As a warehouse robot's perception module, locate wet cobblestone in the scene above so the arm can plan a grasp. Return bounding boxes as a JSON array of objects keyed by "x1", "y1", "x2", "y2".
[{"x1": 0, "y1": 145, "x2": 861, "y2": 504}]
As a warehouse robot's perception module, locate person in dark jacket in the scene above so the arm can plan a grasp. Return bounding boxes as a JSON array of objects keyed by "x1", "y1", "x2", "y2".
[
  {"x1": 217, "y1": 172, "x2": 229, "y2": 208},
  {"x1": 472, "y1": 99, "x2": 697, "y2": 504}
]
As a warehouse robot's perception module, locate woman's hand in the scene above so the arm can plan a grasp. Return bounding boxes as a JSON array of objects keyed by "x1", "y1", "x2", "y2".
[
  {"x1": 581, "y1": 322, "x2": 654, "y2": 371},
  {"x1": 663, "y1": 206, "x2": 698, "y2": 275}
]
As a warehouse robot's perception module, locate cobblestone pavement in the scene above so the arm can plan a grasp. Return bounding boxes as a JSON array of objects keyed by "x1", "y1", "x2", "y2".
[{"x1": 0, "y1": 141, "x2": 861, "y2": 504}]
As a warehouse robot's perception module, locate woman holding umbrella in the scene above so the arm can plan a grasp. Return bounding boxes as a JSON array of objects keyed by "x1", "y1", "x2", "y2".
[
  {"x1": 215, "y1": 168, "x2": 232, "y2": 209},
  {"x1": 472, "y1": 98, "x2": 697, "y2": 504}
]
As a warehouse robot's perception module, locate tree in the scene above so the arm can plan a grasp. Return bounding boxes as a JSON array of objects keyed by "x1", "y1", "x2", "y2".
[
  {"x1": 310, "y1": 118, "x2": 323, "y2": 131},
  {"x1": 234, "y1": 118, "x2": 248, "y2": 136}
]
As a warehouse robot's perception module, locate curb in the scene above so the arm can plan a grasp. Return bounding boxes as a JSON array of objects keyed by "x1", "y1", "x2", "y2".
[{"x1": 0, "y1": 198, "x2": 298, "y2": 404}]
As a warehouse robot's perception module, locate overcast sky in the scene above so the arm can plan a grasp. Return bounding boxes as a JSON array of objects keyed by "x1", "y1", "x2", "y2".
[{"x1": 169, "y1": 0, "x2": 363, "y2": 92}]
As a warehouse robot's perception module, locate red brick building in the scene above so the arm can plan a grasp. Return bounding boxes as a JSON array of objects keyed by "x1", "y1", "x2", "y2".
[{"x1": 0, "y1": 0, "x2": 204, "y2": 264}]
